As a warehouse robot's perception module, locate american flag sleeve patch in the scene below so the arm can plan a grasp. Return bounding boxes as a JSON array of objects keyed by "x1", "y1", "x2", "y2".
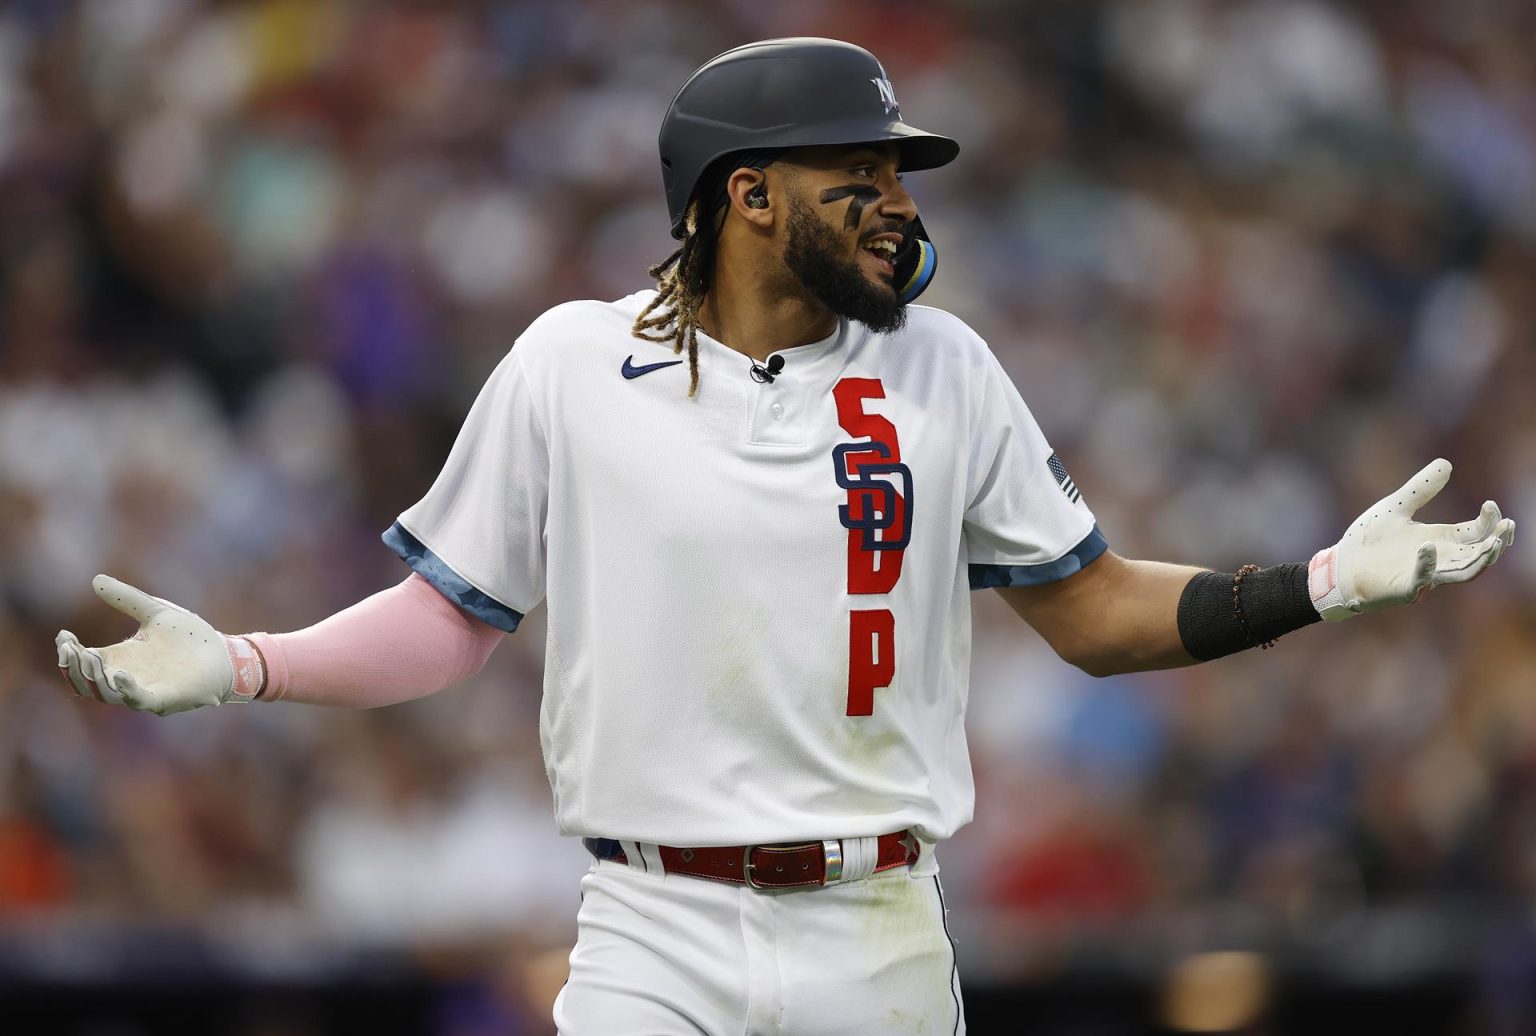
[{"x1": 1047, "y1": 452, "x2": 1081, "y2": 504}]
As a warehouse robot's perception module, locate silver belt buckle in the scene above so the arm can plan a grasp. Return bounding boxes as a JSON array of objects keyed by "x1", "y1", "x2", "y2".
[
  {"x1": 742, "y1": 844, "x2": 764, "y2": 889},
  {"x1": 741, "y1": 840, "x2": 845, "y2": 889}
]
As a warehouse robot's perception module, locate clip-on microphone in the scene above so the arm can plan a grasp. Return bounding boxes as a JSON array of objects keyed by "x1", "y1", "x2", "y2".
[{"x1": 749, "y1": 355, "x2": 785, "y2": 383}]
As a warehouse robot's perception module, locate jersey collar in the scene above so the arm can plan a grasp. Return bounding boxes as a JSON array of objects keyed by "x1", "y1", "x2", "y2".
[{"x1": 692, "y1": 319, "x2": 851, "y2": 383}]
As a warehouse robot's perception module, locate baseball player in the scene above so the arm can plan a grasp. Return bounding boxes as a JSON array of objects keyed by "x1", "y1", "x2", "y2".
[{"x1": 55, "y1": 39, "x2": 1515, "y2": 1035}]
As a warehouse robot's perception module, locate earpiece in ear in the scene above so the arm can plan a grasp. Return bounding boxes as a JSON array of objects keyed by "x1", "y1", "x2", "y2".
[{"x1": 745, "y1": 185, "x2": 768, "y2": 209}]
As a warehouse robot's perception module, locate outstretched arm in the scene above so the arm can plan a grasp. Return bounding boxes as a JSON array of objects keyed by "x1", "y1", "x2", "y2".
[
  {"x1": 246, "y1": 573, "x2": 505, "y2": 707},
  {"x1": 1000, "y1": 459, "x2": 1515, "y2": 677},
  {"x1": 56, "y1": 573, "x2": 504, "y2": 715},
  {"x1": 998, "y1": 553, "x2": 1203, "y2": 676}
]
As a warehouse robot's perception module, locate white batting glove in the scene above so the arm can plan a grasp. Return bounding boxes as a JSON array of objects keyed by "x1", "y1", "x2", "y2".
[
  {"x1": 55, "y1": 575, "x2": 265, "y2": 716},
  {"x1": 1309, "y1": 459, "x2": 1516, "y2": 621}
]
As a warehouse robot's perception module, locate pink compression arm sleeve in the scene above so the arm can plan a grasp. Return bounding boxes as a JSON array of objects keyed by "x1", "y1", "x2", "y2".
[{"x1": 243, "y1": 574, "x2": 505, "y2": 707}]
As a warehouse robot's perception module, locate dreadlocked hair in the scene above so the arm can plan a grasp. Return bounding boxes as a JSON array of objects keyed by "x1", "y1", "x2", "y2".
[{"x1": 632, "y1": 199, "x2": 717, "y2": 397}]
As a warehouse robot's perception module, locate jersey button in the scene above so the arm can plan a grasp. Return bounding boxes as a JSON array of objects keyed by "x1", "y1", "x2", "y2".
[{"x1": 770, "y1": 402, "x2": 785, "y2": 420}]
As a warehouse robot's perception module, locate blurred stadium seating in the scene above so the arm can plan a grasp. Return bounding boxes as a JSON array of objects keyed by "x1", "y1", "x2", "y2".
[{"x1": 1, "y1": 1, "x2": 1533, "y2": 1032}]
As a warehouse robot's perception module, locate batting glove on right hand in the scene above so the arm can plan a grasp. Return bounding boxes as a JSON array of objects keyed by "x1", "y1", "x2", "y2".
[
  {"x1": 55, "y1": 575, "x2": 265, "y2": 716},
  {"x1": 1309, "y1": 459, "x2": 1516, "y2": 621}
]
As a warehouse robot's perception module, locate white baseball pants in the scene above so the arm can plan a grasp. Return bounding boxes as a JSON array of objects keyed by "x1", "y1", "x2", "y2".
[{"x1": 554, "y1": 857, "x2": 966, "y2": 1035}]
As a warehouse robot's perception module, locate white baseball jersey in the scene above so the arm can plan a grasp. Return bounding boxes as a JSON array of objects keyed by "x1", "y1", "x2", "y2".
[{"x1": 387, "y1": 289, "x2": 1104, "y2": 847}]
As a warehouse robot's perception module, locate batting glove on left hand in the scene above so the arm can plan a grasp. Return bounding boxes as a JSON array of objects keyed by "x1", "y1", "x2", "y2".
[
  {"x1": 56, "y1": 575, "x2": 265, "y2": 716},
  {"x1": 1309, "y1": 458, "x2": 1516, "y2": 621}
]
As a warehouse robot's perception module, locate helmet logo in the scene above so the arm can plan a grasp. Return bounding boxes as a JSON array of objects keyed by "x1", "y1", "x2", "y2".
[{"x1": 870, "y1": 77, "x2": 900, "y2": 115}]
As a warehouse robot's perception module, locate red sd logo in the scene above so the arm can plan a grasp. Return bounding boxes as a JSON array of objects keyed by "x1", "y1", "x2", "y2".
[{"x1": 831, "y1": 378, "x2": 913, "y2": 716}]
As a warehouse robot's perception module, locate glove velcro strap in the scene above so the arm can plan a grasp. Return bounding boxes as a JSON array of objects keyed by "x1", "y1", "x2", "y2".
[
  {"x1": 225, "y1": 635, "x2": 266, "y2": 701},
  {"x1": 1177, "y1": 563, "x2": 1321, "y2": 662},
  {"x1": 1308, "y1": 546, "x2": 1351, "y2": 620}
]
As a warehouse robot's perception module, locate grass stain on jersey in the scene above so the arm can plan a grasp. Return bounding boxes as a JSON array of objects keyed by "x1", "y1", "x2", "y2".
[{"x1": 708, "y1": 653, "x2": 754, "y2": 699}]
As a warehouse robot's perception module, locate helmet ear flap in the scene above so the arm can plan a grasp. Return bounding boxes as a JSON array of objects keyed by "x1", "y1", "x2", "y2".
[{"x1": 893, "y1": 217, "x2": 938, "y2": 304}]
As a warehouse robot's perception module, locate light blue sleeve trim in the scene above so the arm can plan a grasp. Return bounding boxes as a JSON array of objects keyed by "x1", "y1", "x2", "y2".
[
  {"x1": 383, "y1": 522, "x2": 524, "y2": 632},
  {"x1": 968, "y1": 524, "x2": 1109, "y2": 590}
]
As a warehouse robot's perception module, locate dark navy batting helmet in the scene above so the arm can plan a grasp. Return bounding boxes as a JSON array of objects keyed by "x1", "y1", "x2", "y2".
[{"x1": 658, "y1": 38, "x2": 959, "y2": 303}]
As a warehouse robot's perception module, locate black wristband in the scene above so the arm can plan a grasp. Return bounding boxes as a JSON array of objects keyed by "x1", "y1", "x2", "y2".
[{"x1": 1176, "y1": 563, "x2": 1320, "y2": 662}]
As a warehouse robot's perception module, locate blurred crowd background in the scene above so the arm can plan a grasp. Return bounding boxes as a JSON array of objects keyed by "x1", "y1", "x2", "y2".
[{"x1": 2, "y1": 0, "x2": 1534, "y2": 1032}]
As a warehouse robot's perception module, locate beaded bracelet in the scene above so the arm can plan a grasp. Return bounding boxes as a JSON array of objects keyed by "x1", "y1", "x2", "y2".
[{"x1": 1233, "y1": 564, "x2": 1276, "y2": 649}]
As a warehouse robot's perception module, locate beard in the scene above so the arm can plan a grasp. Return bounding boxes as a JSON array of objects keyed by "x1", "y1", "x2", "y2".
[{"x1": 783, "y1": 197, "x2": 908, "y2": 334}]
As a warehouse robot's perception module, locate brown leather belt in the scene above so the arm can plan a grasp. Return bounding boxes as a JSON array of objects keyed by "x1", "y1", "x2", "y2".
[{"x1": 582, "y1": 830, "x2": 919, "y2": 890}]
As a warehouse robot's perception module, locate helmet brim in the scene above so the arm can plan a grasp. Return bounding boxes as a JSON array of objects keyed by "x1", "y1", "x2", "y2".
[{"x1": 788, "y1": 116, "x2": 960, "y2": 172}]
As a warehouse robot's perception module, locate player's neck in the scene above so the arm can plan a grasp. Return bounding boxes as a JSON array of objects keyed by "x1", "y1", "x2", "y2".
[{"x1": 698, "y1": 268, "x2": 837, "y2": 362}]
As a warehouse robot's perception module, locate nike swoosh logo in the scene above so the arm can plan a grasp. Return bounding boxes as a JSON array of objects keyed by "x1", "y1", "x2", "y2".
[{"x1": 621, "y1": 355, "x2": 684, "y2": 380}]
